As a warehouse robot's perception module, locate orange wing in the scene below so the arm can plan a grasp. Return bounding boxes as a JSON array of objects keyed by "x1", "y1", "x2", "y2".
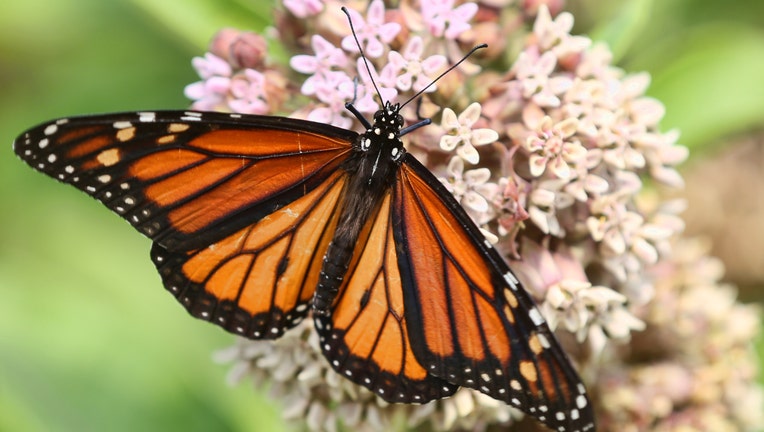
[
  {"x1": 14, "y1": 111, "x2": 355, "y2": 251},
  {"x1": 391, "y1": 156, "x2": 594, "y2": 431},
  {"x1": 315, "y1": 192, "x2": 458, "y2": 402},
  {"x1": 151, "y1": 170, "x2": 348, "y2": 338}
]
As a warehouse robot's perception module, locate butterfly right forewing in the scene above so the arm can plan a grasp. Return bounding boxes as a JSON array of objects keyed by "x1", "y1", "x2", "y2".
[{"x1": 392, "y1": 155, "x2": 595, "y2": 432}]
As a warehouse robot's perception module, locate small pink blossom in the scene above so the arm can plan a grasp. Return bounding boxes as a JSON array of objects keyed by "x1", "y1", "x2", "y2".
[
  {"x1": 283, "y1": 0, "x2": 324, "y2": 18},
  {"x1": 340, "y1": 0, "x2": 400, "y2": 58},
  {"x1": 382, "y1": 36, "x2": 447, "y2": 93},
  {"x1": 420, "y1": 0, "x2": 478, "y2": 40},
  {"x1": 290, "y1": 35, "x2": 348, "y2": 96},
  {"x1": 628, "y1": 96, "x2": 665, "y2": 128},
  {"x1": 309, "y1": 71, "x2": 356, "y2": 128},
  {"x1": 576, "y1": 42, "x2": 620, "y2": 82},
  {"x1": 355, "y1": 57, "x2": 398, "y2": 109},
  {"x1": 511, "y1": 50, "x2": 573, "y2": 107},
  {"x1": 588, "y1": 195, "x2": 675, "y2": 266},
  {"x1": 439, "y1": 103, "x2": 499, "y2": 164},
  {"x1": 596, "y1": 122, "x2": 649, "y2": 171},
  {"x1": 307, "y1": 106, "x2": 353, "y2": 129},
  {"x1": 228, "y1": 69, "x2": 269, "y2": 114},
  {"x1": 440, "y1": 156, "x2": 499, "y2": 226},
  {"x1": 636, "y1": 128, "x2": 688, "y2": 188},
  {"x1": 523, "y1": 115, "x2": 586, "y2": 179},
  {"x1": 617, "y1": 72, "x2": 651, "y2": 102},
  {"x1": 533, "y1": 5, "x2": 591, "y2": 58},
  {"x1": 587, "y1": 197, "x2": 636, "y2": 255},
  {"x1": 509, "y1": 238, "x2": 588, "y2": 298},
  {"x1": 312, "y1": 70, "x2": 353, "y2": 106},
  {"x1": 191, "y1": 52, "x2": 232, "y2": 79},
  {"x1": 306, "y1": 68, "x2": 387, "y2": 128},
  {"x1": 209, "y1": 29, "x2": 269, "y2": 70},
  {"x1": 185, "y1": 53, "x2": 233, "y2": 111},
  {"x1": 185, "y1": 78, "x2": 230, "y2": 111}
]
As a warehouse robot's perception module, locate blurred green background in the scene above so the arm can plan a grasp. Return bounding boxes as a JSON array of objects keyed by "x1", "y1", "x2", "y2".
[
  {"x1": 1, "y1": 0, "x2": 763, "y2": 431},
  {"x1": 1, "y1": 1, "x2": 286, "y2": 431}
]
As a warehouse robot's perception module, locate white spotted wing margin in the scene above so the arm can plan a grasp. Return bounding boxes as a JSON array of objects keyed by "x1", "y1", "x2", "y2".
[
  {"x1": 391, "y1": 154, "x2": 596, "y2": 432},
  {"x1": 12, "y1": 110, "x2": 355, "y2": 252}
]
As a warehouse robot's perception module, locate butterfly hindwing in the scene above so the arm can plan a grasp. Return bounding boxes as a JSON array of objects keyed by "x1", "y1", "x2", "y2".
[
  {"x1": 392, "y1": 155, "x2": 594, "y2": 431},
  {"x1": 151, "y1": 170, "x2": 348, "y2": 338},
  {"x1": 315, "y1": 193, "x2": 458, "y2": 402},
  {"x1": 13, "y1": 111, "x2": 356, "y2": 251}
]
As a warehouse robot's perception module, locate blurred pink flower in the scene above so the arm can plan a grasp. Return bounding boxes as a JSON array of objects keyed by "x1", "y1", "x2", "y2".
[
  {"x1": 511, "y1": 49, "x2": 573, "y2": 107},
  {"x1": 340, "y1": 0, "x2": 400, "y2": 58},
  {"x1": 420, "y1": 0, "x2": 478, "y2": 40},
  {"x1": 290, "y1": 35, "x2": 348, "y2": 96},
  {"x1": 283, "y1": 0, "x2": 324, "y2": 18},
  {"x1": 382, "y1": 36, "x2": 447, "y2": 93},
  {"x1": 185, "y1": 53, "x2": 232, "y2": 111},
  {"x1": 532, "y1": 5, "x2": 590, "y2": 58},
  {"x1": 228, "y1": 69, "x2": 269, "y2": 114},
  {"x1": 439, "y1": 102, "x2": 499, "y2": 164}
]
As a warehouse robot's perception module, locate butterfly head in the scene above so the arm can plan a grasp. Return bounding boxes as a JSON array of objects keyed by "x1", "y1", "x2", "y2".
[
  {"x1": 372, "y1": 101, "x2": 404, "y2": 133},
  {"x1": 357, "y1": 101, "x2": 406, "y2": 163}
]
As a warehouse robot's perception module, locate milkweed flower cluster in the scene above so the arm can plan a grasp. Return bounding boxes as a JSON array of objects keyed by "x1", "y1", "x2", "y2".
[{"x1": 186, "y1": 1, "x2": 763, "y2": 430}]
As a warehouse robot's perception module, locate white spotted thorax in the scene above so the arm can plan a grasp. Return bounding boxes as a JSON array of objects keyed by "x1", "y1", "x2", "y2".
[{"x1": 360, "y1": 102, "x2": 406, "y2": 164}]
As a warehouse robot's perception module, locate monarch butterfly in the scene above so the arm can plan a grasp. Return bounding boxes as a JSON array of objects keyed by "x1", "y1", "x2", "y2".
[{"x1": 13, "y1": 14, "x2": 594, "y2": 432}]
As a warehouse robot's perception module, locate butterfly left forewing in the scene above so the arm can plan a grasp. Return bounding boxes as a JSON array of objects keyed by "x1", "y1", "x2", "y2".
[
  {"x1": 151, "y1": 170, "x2": 348, "y2": 338},
  {"x1": 314, "y1": 192, "x2": 458, "y2": 402},
  {"x1": 393, "y1": 155, "x2": 595, "y2": 432},
  {"x1": 13, "y1": 111, "x2": 355, "y2": 251}
]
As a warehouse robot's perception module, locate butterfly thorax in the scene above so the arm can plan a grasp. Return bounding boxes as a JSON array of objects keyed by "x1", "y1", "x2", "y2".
[
  {"x1": 355, "y1": 103, "x2": 407, "y2": 186},
  {"x1": 313, "y1": 103, "x2": 406, "y2": 315}
]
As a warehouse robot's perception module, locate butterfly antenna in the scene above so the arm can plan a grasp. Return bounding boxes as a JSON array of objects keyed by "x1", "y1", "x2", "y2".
[
  {"x1": 399, "y1": 44, "x2": 487, "y2": 110},
  {"x1": 341, "y1": 6, "x2": 386, "y2": 105}
]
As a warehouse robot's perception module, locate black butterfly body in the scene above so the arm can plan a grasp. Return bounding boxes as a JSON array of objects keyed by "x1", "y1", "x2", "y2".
[{"x1": 14, "y1": 102, "x2": 595, "y2": 431}]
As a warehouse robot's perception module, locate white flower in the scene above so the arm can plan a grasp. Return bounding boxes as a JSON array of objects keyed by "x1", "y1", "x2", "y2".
[
  {"x1": 382, "y1": 36, "x2": 447, "y2": 93},
  {"x1": 523, "y1": 115, "x2": 587, "y2": 179},
  {"x1": 543, "y1": 280, "x2": 645, "y2": 353},
  {"x1": 533, "y1": 5, "x2": 591, "y2": 58},
  {"x1": 511, "y1": 50, "x2": 573, "y2": 107},
  {"x1": 439, "y1": 103, "x2": 499, "y2": 164},
  {"x1": 440, "y1": 156, "x2": 500, "y2": 226}
]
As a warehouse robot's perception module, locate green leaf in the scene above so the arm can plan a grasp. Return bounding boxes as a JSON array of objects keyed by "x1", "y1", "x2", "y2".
[
  {"x1": 587, "y1": 0, "x2": 656, "y2": 62},
  {"x1": 637, "y1": 23, "x2": 764, "y2": 149},
  {"x1": 129, "y1": 0, "x2": 273, "y2": 49}
]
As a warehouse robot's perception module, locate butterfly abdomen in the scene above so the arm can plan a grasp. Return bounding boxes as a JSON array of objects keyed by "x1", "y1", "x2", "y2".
[
  {"x1": 313, "y1": 160, "x2": 391, "y2": 314},
  {"x1": 313, "y1": 114, "x2": 405, "y2": 315},
  {"x1": 314, "y1": 239, "x2": 352, "y2": 315}
]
